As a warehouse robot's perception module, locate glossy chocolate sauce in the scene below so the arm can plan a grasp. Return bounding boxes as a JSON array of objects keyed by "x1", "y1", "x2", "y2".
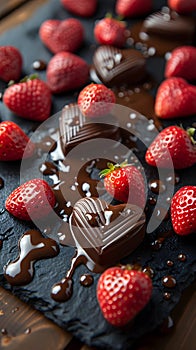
[
  {"x1": 4, "y1": 230, "x2": 59, "y2": 285},
  {"x1": 149, "y1": 179, "x2": 166, "y2": 194},
  {"x1": 151, "y1": 230, "x2": 173, "y2": 251},
  {"x1": 142, "y1": 266, "x2": 154, "y2": 279},
  {"x1": 80, "y1": 274, "x2": 94, "y2": 287},
  {"x1": 162, "y1": 275, "x2": 176, "y2": 288},
  {"x1": 166, "y1": 260, "x2": 174, "y2": 267},
  {"x1": 32, "y1": 59, "x2": 47, "y2": 71},
  {"x1": 164, "y1": 292, "x2": 171, "y2": 301},
  {"x1": 51, "y1": 252, "x2": 86, "y2": 302},
  {"x1": 39, "y1": 161, "x2": 58, "y2": 176},
  {"x1": 178, "y1": 254, "x2": 187, "y2": 262}
]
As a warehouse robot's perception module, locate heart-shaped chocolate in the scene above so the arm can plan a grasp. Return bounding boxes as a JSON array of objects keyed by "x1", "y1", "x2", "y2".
[
  {"x1": 93, "y1": 45, "x2": 146, "y2": 86},
  {"x1": 59, "y1": 104, "x2": 120, "y2": 154},
  {"x1": 142, "y1": 9, "x2": 196, "y2": 41},
  {"x1": 70, "y1": 197, "x2": 146, "y2": 266},
  {"x1": 39, "y1": 18, "x2": 84, "y2": 54}
]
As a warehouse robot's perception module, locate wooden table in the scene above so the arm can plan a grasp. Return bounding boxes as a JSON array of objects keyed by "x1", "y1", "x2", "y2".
[{"x1": 0, "y1": 1, "x2": 195, "y2": 350}]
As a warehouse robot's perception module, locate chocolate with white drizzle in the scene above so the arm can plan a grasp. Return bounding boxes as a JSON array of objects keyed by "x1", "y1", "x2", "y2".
[
  {"x1": 70, "y1": 197, "x2": 146, "y2": 267},
  {"x1": 59, "y1": 104, "x2": 120, "y2": 155},
  {"x1": 93, "y1": 46, "x2": 146, "y2": 86}
]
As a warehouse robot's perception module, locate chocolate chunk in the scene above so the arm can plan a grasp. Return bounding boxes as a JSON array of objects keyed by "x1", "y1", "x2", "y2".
[
  {"x1": 70, "y1": 197, "x2": 146, "y2": 267},
  {"x1": 142, "y1": 10, "x2": 196, "y2": 41},
  {"x1": 59, "y1": 104, "x2": 120, "y2": 155},
  {"x1": 93, "y1": 45, "x2": 146, "y2": 86}
]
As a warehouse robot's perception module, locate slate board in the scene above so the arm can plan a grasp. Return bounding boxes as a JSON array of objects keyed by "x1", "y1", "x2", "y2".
[{"x1": 0, "y1": 0, "x2": 196, "y2": 349}]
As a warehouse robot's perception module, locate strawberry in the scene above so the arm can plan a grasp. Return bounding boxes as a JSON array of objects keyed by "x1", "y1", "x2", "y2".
[
  {"x1": 77, "y1": 83, "x2": 116, "y2": 117},
  {"x1": 100, "y1": 161, "x2": 146, "y2": 208},
  {"x1": 168, "y1": 0, "x2": 196, "y2": 13},
  {"x1": 5, "y1": 179, "x2": 56, "y2": 221},
  {"x1": 155, "y1": 77, "x2": 196, "y2": 119},
  {"x1": 94, "y1": 16, "x2": 127, "y2": 48},
  {"x1": 0, "y1": 121, "x2": 34, "y2": 161},
  {"x1": 165, "y1": 46, "x2": 196, "y2": 81},
  {"x1": 145, "y1": 126, "x2": 196, "y2": 169},
  {"x1": 0, "y1": 46, "x2": 22, "y2": 83},
  {"x1": 39, "y1": 18, "x2": 84, "y2": 54},
  {"x1": 61, "y1": 0, "x2": 97, "y2": 17},
  {"x1": 171, "y1": 186, "x2": 196, "y2": 235},
  {"x1": 116, "y1": 0, "x2": 152, "y2": 18},
  {"x1": 97, "y1": 266, "x2": 152, "y2": 326},
  {"x1": 46, "y1": 52, "x2": 89, "y2": 93},
  {"x1": 3, "y1": 76, "x2": 51, "y2": 122}
]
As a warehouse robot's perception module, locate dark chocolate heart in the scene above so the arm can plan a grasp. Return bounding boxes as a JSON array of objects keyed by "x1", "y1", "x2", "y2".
[
  {"x1": 93, "y1": 45, "x2": 146, "y2": 86},
  {"x1": 70, "y1": 197, "x2": 146, "y2": 266},
  {"x1": 142, "y1": 9, "x2": 196, "y2": 41},
  {"x1": 59, "y1": 104, "x2": 120, "y2": 155}
]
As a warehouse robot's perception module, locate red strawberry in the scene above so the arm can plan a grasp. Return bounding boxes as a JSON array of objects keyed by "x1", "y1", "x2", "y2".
[
  {"x1": 0, "y1": 46, "x2": 22, "y2": 83},
  {"x1": 94, "y1": 17, "x2": 127, "y2": 48},
  {"x1": 97, "y1": 266, "x2": 152, "y2": 326},
  {"x1": 116, "y1": 0, "x2": 152, "y2": 18},
  {"x1": 168, "y1": 0, "x2": 196, "y2": 13},
  {"x1": 145, "y1": 126, "x2": 196, "y2": 169},
  {"x1": 165, "y1": 46, "x2": 196, "y2": 81},
  {"x1": 155, "y1": 77, "x2": 196, "y2": 119},
  {"x1": 61, "y1": 0, "x2": 97, "y2": 17},
  {"x1": 46, "y1": 52, "x2": 89, "y2": 93},
  {"x1": 5, "y1": 179, "x2": 56, "y2": 221},
  {"x1": 171, "y1": 186, "x2": 196, "y2": 235},
  {"x1": 100, "y1": 161, "x2": 146, "y2": 208},
  {"x1": 39, "y1": 18, "x2": 84, "y2": 54},
  {"x1": 0, "y1": 121, "x2": 34, "y2": 161},
  {"x1": 78, "y1": 83, "x2": 116, "y2": 117},
  {"x1": 3, "y1": 76, "x2": 51, "y2": 122}
]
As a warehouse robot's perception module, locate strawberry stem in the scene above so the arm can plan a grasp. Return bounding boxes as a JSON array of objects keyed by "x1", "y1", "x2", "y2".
[
  {"x1": 105, "y1": 12, "x2": 113, "y2": 19},
  {"x1": 20, "y1": 74, "x2": 39, "y2": 83},
  {"x1": 99, "y1": 159, "x2": 129, "y2": 178},
  {"x1": 105, "y1": 12, "x2": 126, "y2": 24},
  {"x1": 187, "y1": 127, "x2": 196, "y2": 145},
  {"x1": 8, "y1": 80, "x2": 15, "y2": 87}
]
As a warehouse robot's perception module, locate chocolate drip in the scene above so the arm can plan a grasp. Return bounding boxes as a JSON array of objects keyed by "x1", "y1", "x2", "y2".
[
  {"x1": 32, "y1": 59, "x2": 47, "y2": 71},
  {"x1": 4, "y1": 230, "x2": 59, "y2": 286},
  {"x1": 162, "y1": 275, "x2": 177, "y2": 288},
  {"x1": 80, "y1": 274, "x2": 94, "y2": 287},
  {"x1": 51, "y1": 251, "x2": 86, "y2": 302},
  {"x1": 149, "y1": 179, "x2": 166, "y2": 194},
  {"x1": 39, "y1": 162, "x2": 58, "y2": 176}
]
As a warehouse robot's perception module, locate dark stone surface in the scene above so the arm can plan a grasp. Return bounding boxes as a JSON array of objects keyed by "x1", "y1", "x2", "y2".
[{"x1": 0, "y1": 0, "x2": 195, "y2": 349}]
